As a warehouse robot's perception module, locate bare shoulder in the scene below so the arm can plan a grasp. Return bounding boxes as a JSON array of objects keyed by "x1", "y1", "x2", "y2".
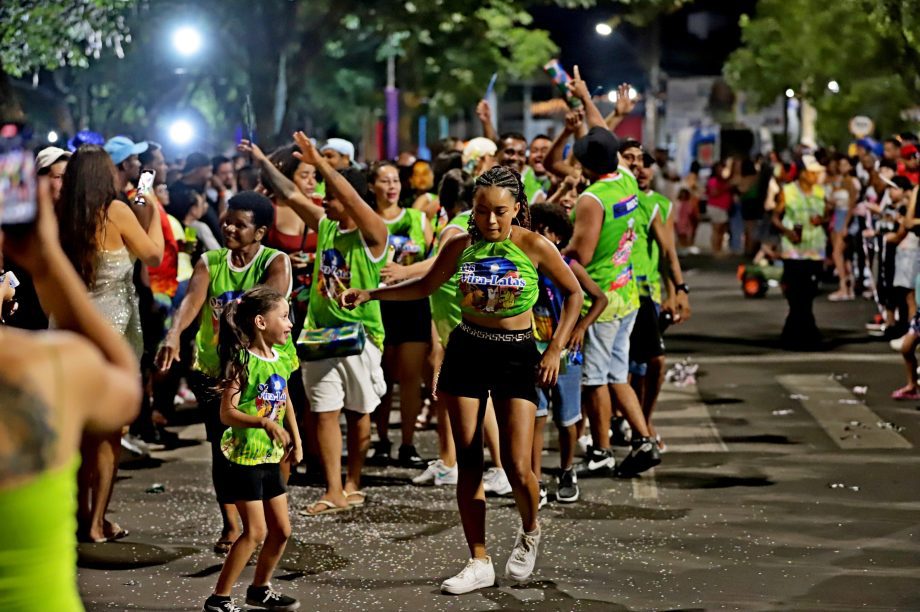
[{"x1": 512, "y1": 226, "x2": 556, "y2": 260}]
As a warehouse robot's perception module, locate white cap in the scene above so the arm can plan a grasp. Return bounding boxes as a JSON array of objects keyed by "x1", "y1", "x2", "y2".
[
  {"x1": 462, "y1": 137, "x2": 497, "y2": 166},
  {"x1": 320, "y1": 138, "x2": 355, "y2": 160},
  {"x1": 35, "y1": 146, "x2": 71, "y2": 172}
]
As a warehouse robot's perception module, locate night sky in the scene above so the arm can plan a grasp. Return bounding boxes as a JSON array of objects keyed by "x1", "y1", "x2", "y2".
[{"x1": 530, "y1": 0, "x2": 757, "y2": 92}]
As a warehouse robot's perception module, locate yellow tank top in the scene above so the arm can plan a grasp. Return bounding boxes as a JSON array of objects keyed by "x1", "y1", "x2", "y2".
[{"x1": 0, "y1": 457, "x2": 83, "y2": 611}]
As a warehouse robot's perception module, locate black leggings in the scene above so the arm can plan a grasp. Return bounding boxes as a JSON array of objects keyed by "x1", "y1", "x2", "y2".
[{"x1": 186, "y1": 371, "x2": 235, "y2": 505}]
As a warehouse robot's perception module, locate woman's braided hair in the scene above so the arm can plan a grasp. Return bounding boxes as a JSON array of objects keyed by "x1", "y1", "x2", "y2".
[{"x1": 467, "y1": 165, "x2": 531, "y2": 241}]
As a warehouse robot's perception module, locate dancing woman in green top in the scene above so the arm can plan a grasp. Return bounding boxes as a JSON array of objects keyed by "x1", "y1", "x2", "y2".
[
  {"x1": 342, "y1": 166, "x2": 583, "y2": 595},
  {"x1": 0, "y1": 178, "x2": 141, "y2": 611}
]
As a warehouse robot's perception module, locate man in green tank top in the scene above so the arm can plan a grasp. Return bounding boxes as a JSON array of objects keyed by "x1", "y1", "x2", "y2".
[
  {"x1": 627, "y1": 153, "x2": 691, "y2": 452},
  {"x1": 561, "y1": 71, "x2": 661, "y2": 477},
  {"x1": 245, "y1": 132, "x2": 389, "y2": 515}
]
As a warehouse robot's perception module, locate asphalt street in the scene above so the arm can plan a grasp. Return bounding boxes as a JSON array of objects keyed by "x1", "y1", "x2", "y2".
[{"x1": 78, "y1": 256, "x2": 920, "y2": 611}]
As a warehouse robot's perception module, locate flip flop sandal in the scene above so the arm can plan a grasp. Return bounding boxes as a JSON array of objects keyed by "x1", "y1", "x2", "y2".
[
  {"x1": 106, "y1": 527, "x2": 130, "y2": 542},
  {"x1": 345, "y1": 491, "x2": 366, "y2": 507},
  {"x1": 77, "y1": 532, "x2": 109, "y2": 544},
  {"x1": 300, "y1": 499, "x2": 352, "y2": 517},
  {"x1": 213, "y1": 539, "x2": 235, "y2": 555}
]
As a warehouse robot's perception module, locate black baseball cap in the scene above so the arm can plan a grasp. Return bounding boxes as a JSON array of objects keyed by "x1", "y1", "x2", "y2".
[{"x1": 573, "y1": 127, "x2": 620, "y2": 175}]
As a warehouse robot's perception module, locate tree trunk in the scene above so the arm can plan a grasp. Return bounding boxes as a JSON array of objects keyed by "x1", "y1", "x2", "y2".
[{"x1": 0, "y1": 70, "x2": 25, "y2": 122}]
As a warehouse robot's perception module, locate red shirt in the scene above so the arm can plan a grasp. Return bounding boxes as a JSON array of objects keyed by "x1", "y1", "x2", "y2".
[
  {"x1": 706, "y1": 176, "x2": 732, "y2": 210},
  {"x1": 147, "y1": 201, "x2": 179, "y2": 297}
]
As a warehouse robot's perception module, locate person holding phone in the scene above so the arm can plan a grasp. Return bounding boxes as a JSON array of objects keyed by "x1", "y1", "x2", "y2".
[
  {"x1": 0, "y1": 175, "x2": 142, "y2": 610},
  {"x1": 55, "y1": 144, "x2": 164, "y2": 543}
]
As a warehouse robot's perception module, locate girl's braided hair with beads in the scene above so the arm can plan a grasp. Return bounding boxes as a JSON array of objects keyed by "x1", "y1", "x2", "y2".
[{"x1": 467, "y1": 165, "x2": 531, "y2": 240}]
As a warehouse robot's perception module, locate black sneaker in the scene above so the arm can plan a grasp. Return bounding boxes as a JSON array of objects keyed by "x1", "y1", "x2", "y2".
[
  {"x1": 397, "y1": 444, "x2": 428, "y2": 469},
  {"x1": 367, "y1": 439, "x2": 391, "y2": 466},
  {"x1": 538, "y1": 481, "x2": 548, "y2": 509},
  {"x1": 202, "y1": 595, "x2": 241, "y2": 612},
  {"x1": 245, "y1": 584, "x2": 300, "y2": 611},
  {"x1": 556, "y1": 468, "x2": 579, "y2": 503},
  {"x1": 575, "y1": 446, "x2": 616, "y2": 477},
  {"x1": 610, "y1": 416, "x2": 632, "y2": 447},
  {"x1": 616, "y1": 437, "x2": 661, "y2": 477}
]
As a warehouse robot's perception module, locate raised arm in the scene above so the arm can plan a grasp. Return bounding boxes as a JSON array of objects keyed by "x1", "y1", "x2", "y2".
[
  {"x1": 605, "y1": 82, "x2": 639, "y2": 132},
  {"x1": 108, "y1": 199, "x2": 164, "y2": 266},
  {"x1": 342, "y1": 233, "x2": 469, "y2": 307},
  {"x1": 292, "y1": 131, "x2": 388, "y2": 256},
  {"x1": 545, "y1": 110, "x2": 583, "y2": 179},
  {"x1": 3, "y1": 178, "x2": 141, "y2": 432},
  {"x1": 238, "y1": 139, "x2": 325, "y2": 232},
  {"x1": 568, "y1": 66, "x2": 607, "y2": 131},
  {"x1": 476, "y1": 99, "x2": 499, "y2": 143}
]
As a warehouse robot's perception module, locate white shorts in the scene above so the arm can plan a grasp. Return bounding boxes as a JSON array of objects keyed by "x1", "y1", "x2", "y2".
[
  {"x1": 708, "y1": 206, "x2": 729, "y2": 225},
  {"x1": 302, "y1": 341, "x2": 386, "y2": 413}
]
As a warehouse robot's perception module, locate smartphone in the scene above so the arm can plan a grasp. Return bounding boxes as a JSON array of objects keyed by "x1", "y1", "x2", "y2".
[
  {"x1": 134, "y1": 169, "x2": 155, "y2": 206},
  {"x1": 0, "y1": 123, "x2": 37, "y2": 231},
  {"x1": 0, "y1": 270, "x2": 20, "y2": 289}
]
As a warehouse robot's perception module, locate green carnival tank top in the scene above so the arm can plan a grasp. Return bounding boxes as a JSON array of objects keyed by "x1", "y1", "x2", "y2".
[
  {"x1": 430, "y1": 211, "x2": 470, "y2": 343},
  {"x1": 194, "y1": 246, "x2": 294, "y2": 377},
  {"x1": 575, "y1": 168, "x2": 641, "y2": 320},
  {"x1": 306, "y1": 217, "x2": 386, "y2": 348},
  {"x1": 384, "y1": 208, "x2": 428, "y2": 266},
  {"x1": 0, "y1": 457, "x2": 83, "y2": 611},
  {"x1": 457, "y1": 233, "x2": 538, "y2": 318},
  {"x1": 634, "y1": 190, "x2": 672, "y2": 303},
  {"x1": 220, "y1": 349, "x2": 297, "y2": 466},
  {"x1": 522, "y1": 166, "x2": 551, "y2": 203}
]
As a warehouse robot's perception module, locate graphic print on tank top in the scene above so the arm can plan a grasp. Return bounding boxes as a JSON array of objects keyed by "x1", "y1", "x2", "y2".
[
  {"x1": 610, "y1": 220, "x2": 636, "y2": 290},
  {"x1": 388, "y1": 234, "x2": 424, "y2": 266},
  {"x1": 255, "y1": 373, "x2": 288, "y2": 421},
  {"x1": 317, "y1": 248, "x2": 351, "y2": 300},
  {"x1": 458, "y1": 256, "x2": 527, "y2": 314},
  {"x1": 208, "y1": 290, "x2": 243, "y2": 341}
]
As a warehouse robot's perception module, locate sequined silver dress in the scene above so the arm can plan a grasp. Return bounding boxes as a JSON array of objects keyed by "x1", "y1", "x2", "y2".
[{"x1": 88, "y1": 248, "x2": 143, "y2": 358}]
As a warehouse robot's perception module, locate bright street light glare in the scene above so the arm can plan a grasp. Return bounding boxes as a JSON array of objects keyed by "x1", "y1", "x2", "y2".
[
  {"x1": 608, "y1": 87, "x2": 639, "y2": 103},
  {"x1": 47, "y1": 130, "x2": 58, "y2": 143},
  {"x1": 172, "y1": 26, "x2": 202, "y2": 56},
  {"x1": 827, "y1": 80, "x2": 840, "y2": 94},
  {"x1": 608, "y1": 90, "x2": 617, "y2": 103},
  {"x1": 169, "y1": 120, "x2": 194, "y2": 145},
  {"x1": 595, "y1": 22, "x2": 613, "y2": 36},
  {"x1": 785, "y1": 88, "x2": 795, "y2": 98}
]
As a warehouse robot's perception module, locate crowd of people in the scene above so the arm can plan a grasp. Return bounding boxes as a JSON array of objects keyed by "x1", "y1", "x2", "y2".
[{"x1": 2, "y1": 58, "x2": 918, "y2": 611}]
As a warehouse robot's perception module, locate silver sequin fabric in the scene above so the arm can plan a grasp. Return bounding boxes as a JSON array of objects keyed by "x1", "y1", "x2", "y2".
[{"x1": 87, "y1": 248, "x2": 143, "y2": 358}]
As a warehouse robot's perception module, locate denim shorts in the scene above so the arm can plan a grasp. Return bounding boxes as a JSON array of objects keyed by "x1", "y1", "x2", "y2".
[
  {"x1": 536, "y1": 361, "x2": 582, "y2": 427},
  {"x1": 582, "y1": 310, "x2": 638, "y2": 386}
]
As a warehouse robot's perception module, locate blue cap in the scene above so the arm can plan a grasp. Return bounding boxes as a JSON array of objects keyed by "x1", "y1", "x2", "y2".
[
  {"x1": 66, "y1": 129, "x2": 105, "y2": 152},
  {"x1": 104, "y1": 136, "x2": 148, "y2": 165}
]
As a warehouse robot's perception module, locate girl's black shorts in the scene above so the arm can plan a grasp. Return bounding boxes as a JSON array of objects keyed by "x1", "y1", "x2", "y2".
[
  {"x1": 221, "y1": 461, "x2": 286, "y2": 503},
  {"x1": 437, "y1": 320, "x2": 540, "y2": 405}
]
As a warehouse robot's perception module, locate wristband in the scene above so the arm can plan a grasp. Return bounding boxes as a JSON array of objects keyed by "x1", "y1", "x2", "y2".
[{"x1": 675, "y1": 283, "x2": 690, "y2": 295}]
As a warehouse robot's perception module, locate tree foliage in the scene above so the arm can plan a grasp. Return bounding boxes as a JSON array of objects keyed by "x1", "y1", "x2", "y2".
[
  {"x1": 724, "y1": 0, "x2": 918, "y2": 146},
  {"x1": 0, "y1": 0, "x2": 136, "y2": 77}
]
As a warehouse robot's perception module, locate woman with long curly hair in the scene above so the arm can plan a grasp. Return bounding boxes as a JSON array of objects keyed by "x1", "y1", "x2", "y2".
[{"x1": 56, "y1": 144, "x2": 164, "y2": 543}]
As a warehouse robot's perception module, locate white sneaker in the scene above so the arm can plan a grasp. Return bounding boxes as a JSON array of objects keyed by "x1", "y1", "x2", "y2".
[
  {"x1": 482, "y1": 467, "x2": 512, "y2": 496},
  {"x1": 121, "y1": 433, "x2": 150, "y2": 458},
  {"x1": 505, "y1": 526, "x2": 541, "y2": 583},
  {"x1": 412, "y1": 459, "x2": 458, "y2": 485},
  {"x1": 440, "y1": 557, "x2": 495, "y2": 595}
]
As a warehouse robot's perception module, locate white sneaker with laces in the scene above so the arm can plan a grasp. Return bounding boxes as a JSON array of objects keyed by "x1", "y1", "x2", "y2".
[
  {"x1": 412, "y1": 459, "x2": 458, "y2": 485},
  {"x1": 482, "y1": 467, "x2": 512, "y2": 496},
  {"x1": 576, "y1": 433, "x2": 591, "y2": 455},
  {"x1": 440, "y1": 557, "x2": 496, "y2": 594},
  {"x1": 505, "y1": 526, "x2": 541, "y2": 583}
]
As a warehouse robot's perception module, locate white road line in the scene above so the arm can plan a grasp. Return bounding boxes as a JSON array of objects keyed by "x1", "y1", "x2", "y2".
[
  {"x1": 777, "y1": 374, "x2": 912, "y2": 450},
  {"x1": 631, "y1": 471, "x2": 658, "y2": 500},
  {"x1": 653, "y1": 384, "x2": 729, "y2": 453}
]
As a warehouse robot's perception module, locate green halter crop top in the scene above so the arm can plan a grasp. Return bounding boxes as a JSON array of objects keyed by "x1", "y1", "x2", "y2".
[{"x1": 456, "y1": 234, "x2": 538, "y2": 318}]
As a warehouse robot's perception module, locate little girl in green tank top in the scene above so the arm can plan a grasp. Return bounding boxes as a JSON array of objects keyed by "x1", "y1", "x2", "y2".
[{"x1": 202, "y1": 286, "x2": 302, "y2": 612}]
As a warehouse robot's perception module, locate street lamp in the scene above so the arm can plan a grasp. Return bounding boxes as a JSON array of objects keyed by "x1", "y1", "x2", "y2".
[
  {"x1": 607, "y1": 87, "x2": 638, "y2": 103},
  {"x1": 785, "y1": 88, "x2": 795, "y2": 98},
  {"x1": 47, "y1": 130, "x2": 58, "y2": 143},
  {"x1": 595, "y1": 22, "x2": 613, "y2": 36},
  {"x1": 827, "y1": 80, "x2": 840, "y2": 94},
  {"x1": 169, "y1": 119, "x2": 194, "y2": 146},
  {"x1": 172, "y1": 26, "x2": 202, "y2": 57}
]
